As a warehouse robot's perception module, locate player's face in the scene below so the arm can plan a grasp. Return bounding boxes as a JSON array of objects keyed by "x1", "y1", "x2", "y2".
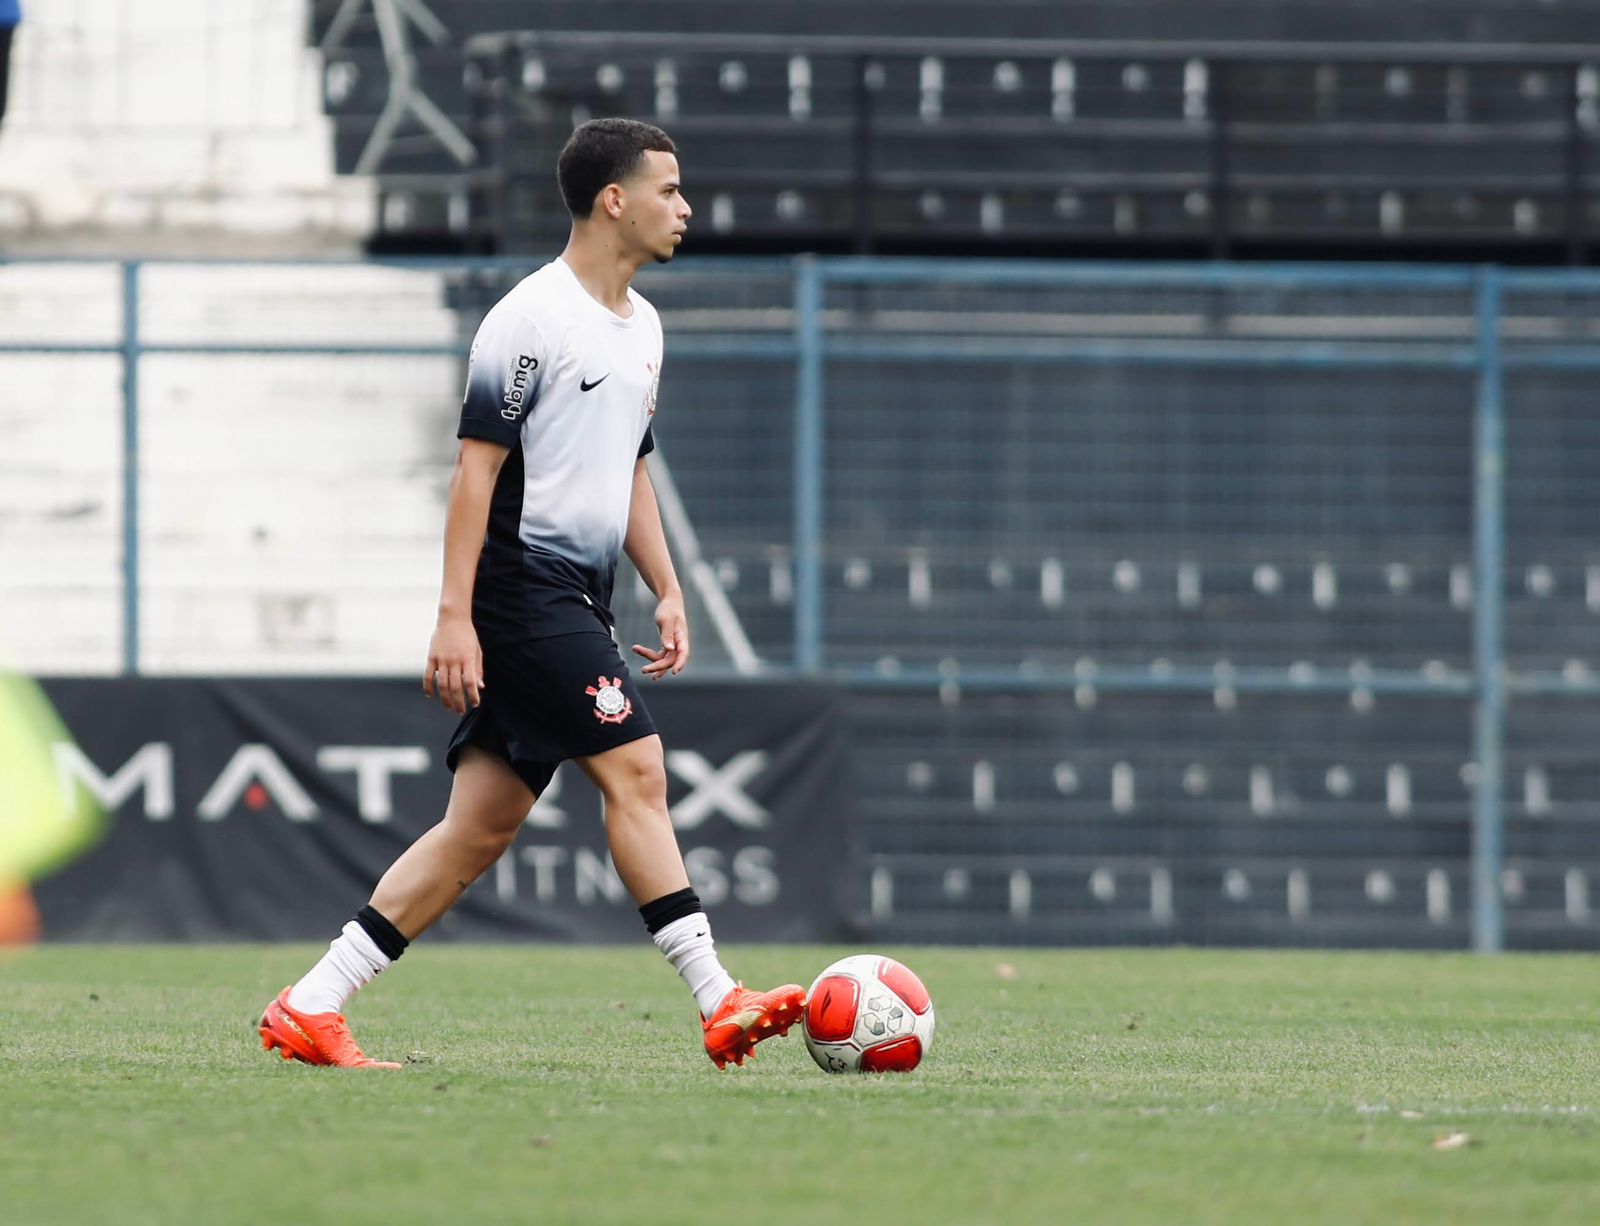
[{"x1": 623, "y1": 151, "x2": 691, "y2": 264}]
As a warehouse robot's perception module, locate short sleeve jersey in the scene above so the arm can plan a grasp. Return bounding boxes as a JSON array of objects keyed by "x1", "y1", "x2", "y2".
[{"x1": 457, "y1": 258, "x2": 662, "y2": 643}]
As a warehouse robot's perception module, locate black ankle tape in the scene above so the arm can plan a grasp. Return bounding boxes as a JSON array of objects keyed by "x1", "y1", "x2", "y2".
[
  {"x1": 639, "y1": 887, "x2": 703, "y2": 935},
  {"x1": 354, "y1": 905, "x2": 409, "y2": 961}
]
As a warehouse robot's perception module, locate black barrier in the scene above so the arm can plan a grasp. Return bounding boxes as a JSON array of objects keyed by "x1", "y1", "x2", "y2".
[{"x1": 34, "y1": 679, "x2": 855, "y2": 943}]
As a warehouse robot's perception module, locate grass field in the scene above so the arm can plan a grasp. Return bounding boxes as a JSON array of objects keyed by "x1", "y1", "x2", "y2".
[{"x1": 3, "y1": 945, "x2": 1598, "y2": 1225}]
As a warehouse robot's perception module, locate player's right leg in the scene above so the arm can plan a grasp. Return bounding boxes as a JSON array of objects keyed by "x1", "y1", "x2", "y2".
[{"x1": 259, "y1": 746, "x2": 534, "y2": 1068}]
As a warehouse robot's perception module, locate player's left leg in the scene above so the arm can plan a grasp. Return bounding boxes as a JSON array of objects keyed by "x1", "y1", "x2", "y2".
[{"x1": 577, "y1": 734, "x2": 804, "y2": 1068}]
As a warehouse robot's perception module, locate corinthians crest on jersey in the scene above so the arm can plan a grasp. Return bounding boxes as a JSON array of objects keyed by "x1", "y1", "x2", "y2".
[
  {"x1": 585, "y1": 675, "x2": 633, "y2": 724},
  {"x1": 643, "y1": 360, "x2": 659, "y2": 418}
]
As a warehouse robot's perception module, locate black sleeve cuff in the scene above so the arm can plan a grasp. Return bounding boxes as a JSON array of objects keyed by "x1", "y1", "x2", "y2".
[{"x1": 458, "y1": 419, "x2": 520, "y2": 448}]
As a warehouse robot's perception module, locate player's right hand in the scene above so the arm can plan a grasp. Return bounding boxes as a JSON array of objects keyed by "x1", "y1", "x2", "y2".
[{"x1": 424, "y1": 615, "x2": 485, "y2": 714}]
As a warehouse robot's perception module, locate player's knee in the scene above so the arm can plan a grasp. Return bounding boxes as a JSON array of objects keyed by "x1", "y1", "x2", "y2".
[
  {"x1": 627, "y1": 752, "x2": 668, "y2": 803},
  {"x1": 605, "y1": 750, "x2": 667, "y2": 807},
  {"x1": 447, "y1": 813, "x2": 520, "y2": 864},
  {"x1": 479, "y1": 824, "x2": 518, "y2": 860}
]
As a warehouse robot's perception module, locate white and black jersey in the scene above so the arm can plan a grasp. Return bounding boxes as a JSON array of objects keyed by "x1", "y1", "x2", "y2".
[{"x1": 458, "y1": 258, "x2": 662, "y2": 643}]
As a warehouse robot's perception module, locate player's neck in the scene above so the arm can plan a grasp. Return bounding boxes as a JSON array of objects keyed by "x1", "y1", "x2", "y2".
[{"x1": 558, "y1": 231, "x2": 640, "y2": 317}]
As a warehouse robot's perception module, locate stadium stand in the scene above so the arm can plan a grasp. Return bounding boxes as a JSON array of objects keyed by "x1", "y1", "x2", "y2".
[
  {"x1": 466, "y1": 33, "x2": 1600, "y2": 259},
  {"x1": 303, "y1": 2, "x2": 1600, "y2": 259},
  {"x1": 851, "y1": 687, "x2": 1600, "y2": 948},
  {"x1": 6, "y1": 3, "x2": 1599, "y2": 948}
]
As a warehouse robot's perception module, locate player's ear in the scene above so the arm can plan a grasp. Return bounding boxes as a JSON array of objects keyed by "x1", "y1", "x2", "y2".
[{"x1": 600, "y1": 182, "x2": 626, "y2": 220}]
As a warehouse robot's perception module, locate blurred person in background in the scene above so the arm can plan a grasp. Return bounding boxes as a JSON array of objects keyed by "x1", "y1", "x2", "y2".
[
  {"x1": 0, "y1": 668, "x2": 106, "y2": 944},
  {"x1": 0, "y1": 0, "x2": 17, "y2": 136}
]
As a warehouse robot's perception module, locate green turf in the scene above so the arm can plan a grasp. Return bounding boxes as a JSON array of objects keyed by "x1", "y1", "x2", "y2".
[{"x1": 3, "y1": 946, "x2": 1598, "y2": 1225}]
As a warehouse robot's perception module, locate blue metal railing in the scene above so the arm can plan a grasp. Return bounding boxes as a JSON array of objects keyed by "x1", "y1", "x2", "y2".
[
  {"x1": 119, "y1": 262, "x2": 141, "y2": 678},
  {"x1": 1472, "y1": 267, "x2": 1507, "y2": 954},
  {"x1": 792, "y1": 255, "x2": 827, "y2": 676}
]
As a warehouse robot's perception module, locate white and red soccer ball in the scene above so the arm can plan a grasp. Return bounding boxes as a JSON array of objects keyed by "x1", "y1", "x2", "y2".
[{"x1": 802, "y1": 954, "x2": 935, "y2": 1074}]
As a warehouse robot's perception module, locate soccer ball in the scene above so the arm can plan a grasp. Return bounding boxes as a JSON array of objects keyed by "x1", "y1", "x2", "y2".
[{"x1": 802, "y1": 953, "x2": 935, "y2": 1073}]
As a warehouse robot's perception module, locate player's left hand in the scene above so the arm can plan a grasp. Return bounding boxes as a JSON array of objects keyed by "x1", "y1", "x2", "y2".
[{"x1": 633, "y1": 593, "x2": 690, "y2": 679}]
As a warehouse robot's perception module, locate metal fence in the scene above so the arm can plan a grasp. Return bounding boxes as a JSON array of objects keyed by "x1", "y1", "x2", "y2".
[{"x1": 3, "y1": 255, "x2": 1598, "y2": 950}]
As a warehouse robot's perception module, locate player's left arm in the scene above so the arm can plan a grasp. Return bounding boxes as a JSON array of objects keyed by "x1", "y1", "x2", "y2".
[{"x1": 624, "y1": 454, "x2": 690, "y2": 678}]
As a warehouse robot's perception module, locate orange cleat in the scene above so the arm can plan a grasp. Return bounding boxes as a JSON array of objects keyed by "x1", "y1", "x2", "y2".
[
  {"x1": 702, "y1": 982, "x2": 806, "y2": 1069},
  {"x1": 258, "y1": 987, "x2": 401, "y2": 1070}
]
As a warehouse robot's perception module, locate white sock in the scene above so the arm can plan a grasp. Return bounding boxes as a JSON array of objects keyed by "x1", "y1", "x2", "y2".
[
  {"x1": 285, "y1": 921, "x2": 391, "y2": 1016},
  {"x1": 652, "y1": 913, "x2": 738, "y2": 1017}
]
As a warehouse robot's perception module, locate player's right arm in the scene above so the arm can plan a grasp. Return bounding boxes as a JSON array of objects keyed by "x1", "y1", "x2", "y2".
[
  {"x1": 425, "y1": 307, "x2": 545, "y2": 714},
  {"x1": 425, "y1": 437, "x2": 509, "y2": 713}
]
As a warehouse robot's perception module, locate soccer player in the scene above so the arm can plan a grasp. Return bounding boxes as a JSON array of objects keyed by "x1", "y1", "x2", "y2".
[{"x1": 259, "y1": 119, "x2": 804, "y2": 1070}]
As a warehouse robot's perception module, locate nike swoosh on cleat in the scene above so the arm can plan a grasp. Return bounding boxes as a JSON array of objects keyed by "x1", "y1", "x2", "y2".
[{"x1": 722, "y1": 1007, "x2": 766, "y2": 1033}]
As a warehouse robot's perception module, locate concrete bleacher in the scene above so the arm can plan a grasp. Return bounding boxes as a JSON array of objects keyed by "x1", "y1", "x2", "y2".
[
  {"x1": 0, "y1": 0, "x2": 372, "y2": 252},
  {"x1": 814, "y1": 544, "x2": 1476, "y2": 673},
  {"x1": 419, "y1": 20, "x2": 1599, "y2": 254},
  {"x1": 502, "y1": 38, "x2": 1599, "y2": 250},
  {"x1": 289, "y1": 2, "x2": 1600, "y2": 252},
  {"x1": 317, "y1": 1, "x2": 1600, "y2": 54},
  {"x1": 690, "y1": 537, "x2": 1600, "y2": 679},
  {"x1": 846, "y1": 686, "x2": 1600, "y2": 946}
]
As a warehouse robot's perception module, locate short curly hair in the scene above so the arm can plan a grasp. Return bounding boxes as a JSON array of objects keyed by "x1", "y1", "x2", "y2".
[{"x1": 557, "y1": 118, "x2": 677, "y2": 219}]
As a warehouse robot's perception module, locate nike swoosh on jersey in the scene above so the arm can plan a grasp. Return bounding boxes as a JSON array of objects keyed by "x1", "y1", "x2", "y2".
[{"x1": 580, "y1": 374, "x2": 610, "y2": 392}]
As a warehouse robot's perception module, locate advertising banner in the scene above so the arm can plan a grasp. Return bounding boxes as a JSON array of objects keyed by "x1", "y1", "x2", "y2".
[{"x1": 35, "y1": 679, "x2": 855, "y2": 943}]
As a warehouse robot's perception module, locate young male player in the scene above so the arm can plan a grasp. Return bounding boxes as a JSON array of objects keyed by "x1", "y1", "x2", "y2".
[{"x1": 259, "y1": 118, "x2": 804, "y2": 1070}]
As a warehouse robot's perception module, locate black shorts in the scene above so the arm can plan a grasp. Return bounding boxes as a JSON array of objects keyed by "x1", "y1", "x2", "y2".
[{"x1": 445, "y1": 630, "x2": 658, "y2": 794}]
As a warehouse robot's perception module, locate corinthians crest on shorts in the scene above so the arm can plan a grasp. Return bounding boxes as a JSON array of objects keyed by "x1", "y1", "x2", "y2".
[{"x1": 585, "y1": 675, "x2": 633, "y2": 724}]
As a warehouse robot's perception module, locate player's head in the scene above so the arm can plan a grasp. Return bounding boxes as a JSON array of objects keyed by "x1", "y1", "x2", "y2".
[{"x1": 558, "y1": 117, "x2": 690, "y2": 263}]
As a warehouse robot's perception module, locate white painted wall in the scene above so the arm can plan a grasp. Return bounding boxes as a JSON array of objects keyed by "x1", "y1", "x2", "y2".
[
  {"x1": 0, "y1": 0, "x2": 372, "y2": 249},
  {"x1": 0, "y1": 261, "x2": 462, "y2": 674}
]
